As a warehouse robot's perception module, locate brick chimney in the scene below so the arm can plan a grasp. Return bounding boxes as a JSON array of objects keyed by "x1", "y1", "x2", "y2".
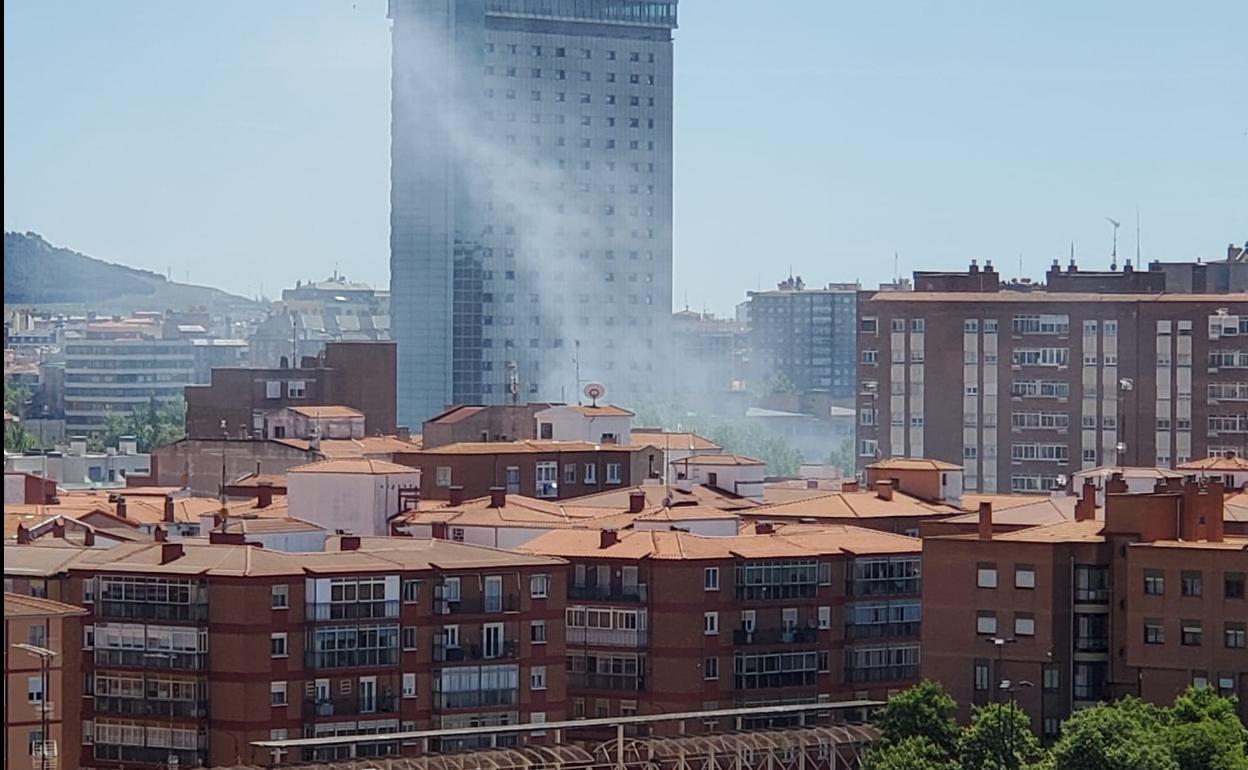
[
  {"x1": 841, "y1": 480, "x2": 859, "y2": 493},
  {"x1": 164, "y1": 495, "x2": 176, "y2": 523},
  {"x1": 16, "y1": 524, "x2": 31, "y2": 544},
  {"x1": 1106, "y1": 472, "x2": 1128, "y2": 495},
  {"x1": 1075, "y1": 482, "x2": 1097, "y2": 522},
  {"x1": 755, "y1": 522, "x2": 775, "y2": 535},
  {"x1": 977, "y1": 501, "x2": 993, "y2": 541},
  {"x1": 430, "y1": 522, "x2": 448, "y2": 540},
  {"x1": 1206, "y1": 479, "x2": 1225, "y2": 543},
  {"x1": 599, "y1": 529, "x2": 619, "y2": 549},
  {"x1": 154, "y1": 526, "x2": 168, "y2": 543},
  {"x1": 160, "y1": 542, "x2": 183, "y2": 564},
  {"x1": 83, "y1": 528, "x2": 95, "y2": 547},
  {"x1": 489, "y1": 487, "x2": 507, "y2": 508},
  {"x1": 876, "y1": 480, "x2": 894, "y2": 501},
  {"x1": 341, "y1": 535, "x2": 362, "y2": 551},
  {"x1": 115, "y1": 495, "x2": 128, "y2": 519},
  {"x1": 629, "y1": 490, "x2": 647, "y2": 514},
  {"x1": 52, "y1": 519, "x2": 66, "y2": 539},
  {"x1": 209, "y1": 531, "x2": 247, "y2": 545},
  {"x1": 448, "y1": 485, "x2": 465, "y2": 506},
  {"x1": 256, "y1": 482, "x2": 274, "y2": 508},
  {"x1": 396, "y1": 426, "x2": 411, "y2": 442}
]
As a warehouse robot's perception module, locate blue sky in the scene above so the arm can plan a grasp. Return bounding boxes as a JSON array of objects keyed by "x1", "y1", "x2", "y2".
[{"x1": 5, "y1": 1, "x2": 1245, "y2": 315}]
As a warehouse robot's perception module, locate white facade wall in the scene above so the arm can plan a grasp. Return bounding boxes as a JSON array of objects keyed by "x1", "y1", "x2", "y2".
[
  {"x1": 288, "y1": 470, "x2": 422, "y2": 536},
  {"x1": 534, "y1": 406, "x2": 633, "y2": 444}
]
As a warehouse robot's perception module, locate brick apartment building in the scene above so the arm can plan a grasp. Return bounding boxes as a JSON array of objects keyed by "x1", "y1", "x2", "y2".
[
  {"x1": 393, "y1": 441, "x2": 663, "y2": 502},
  {"x1": 185, "y1": 341, "x2": 397, "y2": 440},
  {"x1": 4, "y1": 593, "x2": 87, "y2": 770},
  {"x1": 922, "y1": 475, "x2": 1247, "y2": 740},
  {"x1": 518, "y1": 524, "x2": 923, "y2": 729},
  {"x1": 856, "y1": 259, "x2": 1248, "y2": 493},
  {"x1": 4, "y1": 537, "x2": 566, "y2": 768},
  {"x1": 421, "y1": 404, "x2": 557, "y2": 448}
]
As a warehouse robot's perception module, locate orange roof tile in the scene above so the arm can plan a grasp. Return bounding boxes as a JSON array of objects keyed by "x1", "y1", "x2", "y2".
[
  {"x1": 4, "y1": 592, "x2": 86, "y2": 619},
  {"x1": 287, "y1": 458, "x2": 417, "y2": 475},
  {"x1": 866, "y1": 458, "x2": 962, "y2": 471},
  {"x1": 566, "y1": 405, "x2": 634, "y2": 417},
  {"x1": 741, "y1": 490, "x2": 953, "y2": 521},
  {"x1": 410, "y1": 440, "x2": 649, "y2": 455},
  {"x1": 629, "y1": 430, "x2": 721, "y2": 452},
  {"x1": 674, "y1": 453, "x2": 764, "y2": 467},
  {"x1": 1177, "y1": 456, "x2": 1248, "y2": 472},
  {"x1": 287, "y1": 405, "x2": 365, "y2": 419},
  {"x1": 991, "y1": 519, "x2": 1106, "y2": 543}
]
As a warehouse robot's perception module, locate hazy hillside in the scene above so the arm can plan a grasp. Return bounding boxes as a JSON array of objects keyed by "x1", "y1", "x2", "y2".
[{"x1": 3, "y1": 232, "x2": 262, "y2": 315}]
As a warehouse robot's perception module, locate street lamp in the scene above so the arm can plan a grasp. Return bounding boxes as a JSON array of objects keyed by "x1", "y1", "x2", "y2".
[
  {"x1": 983, "y1": 637, "x2": 1019, "y2": 770},
  {"x1": 13, "y1": 642, "x2": 56, "y2": 770}
]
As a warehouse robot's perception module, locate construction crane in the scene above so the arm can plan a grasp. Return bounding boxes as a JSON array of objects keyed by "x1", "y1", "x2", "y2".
[{"x1": 1106, "y1": 217, "x2": 1121, "y2": 269}]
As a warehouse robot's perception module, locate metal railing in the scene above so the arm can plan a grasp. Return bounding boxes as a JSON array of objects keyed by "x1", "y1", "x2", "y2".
[
  {"x1": 567, "y1": 673, "x2": 646, "y2": 691},
  {"x1": 93, "y1": 696, "x2": 208, "y2": 718},
  {"x1": 569, "y1": 584, "x2": 648, "y2": 603},
  {"x1": 844, "y1": 579, "x2": 920, "y2": 598},
  {"x1": 93, "y1": 745, "x2": 203, "y2": 766},
  {"x1": 732, "y1": 627, "x2": 818, "y2": 646},
  {"x1": 844, "y1": 622, "x2": 921, "y2": 641},
  {"x1": 1074, "y1": 588, "x2": 1110, "y2": 603},
  {"x1": 305, "y1": 600, "x2": 400, "y2": 622},
  {"x1": 302, "y1": 695, "x2": 399, "y2": 719},
  {"x1": 735, "y1": 584, "x2": 818, "y2": 602},
  {"x1": 1075, "y1": 636, "x2": 1109, "y2": 653},
  {"x1": 433, "y1": 688, "x2": 519, "y2": 710},
  {"x1": 567, "y1": 627, "x2": 649, "y2": 647},
  {"x1": 94, "y1": 649, "x2": 207, "y2": 671},
  {"x1": 303, "y1": 648, "x2": 400, "y2": 670},
  {"x1": 95, "y1": 600, "x2": 208, "y2": 623},
  {"x1": 437, "y1": 593, "x2": 520, "y2": 615},
  {"x1": 844, "y1": 665, "x2": 920, "y2": 684},
  {"x1": 432, "y1": 640, "x2": 520, "y2": 662}
]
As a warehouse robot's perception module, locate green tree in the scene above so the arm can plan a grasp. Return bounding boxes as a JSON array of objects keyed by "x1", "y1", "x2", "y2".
[
  {"x1": 826, "y1": 435, "x2": 855, "y2": 476},
  {"x1": 1050, "y1": 698, "x2": 1176, "y2": 770},
  {"x1": 1164, "y1": 687, "x2": 1248, "y2": 770},
  {"x1": 4, "y1": 382, "x2": 32, "y2": 417},
  {"x1": 874, "y1": 681, "x2": 961, "y2": 757},
  {"x1": 959, "y1": 702, "x2": 1045, "y2": 770},
  {"x1": 862, "y1": 736, "x2": 959, "y2": 770},
  {"x1": 4, "y1": 419, "x2": 37, "y2": 452},
  {"x1": 100, "y1": 397, "x2": 186, "y2": 453}
]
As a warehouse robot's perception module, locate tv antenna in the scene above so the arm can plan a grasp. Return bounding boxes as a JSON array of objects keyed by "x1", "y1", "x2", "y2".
[{"x1": 1106, "y1": 217, "x2": 1121, "y2": 269}]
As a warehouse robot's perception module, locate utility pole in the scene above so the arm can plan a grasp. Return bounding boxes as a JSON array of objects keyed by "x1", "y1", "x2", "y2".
[{"x1": 13, "y1": 642, "x2": 56, "y2": 770}]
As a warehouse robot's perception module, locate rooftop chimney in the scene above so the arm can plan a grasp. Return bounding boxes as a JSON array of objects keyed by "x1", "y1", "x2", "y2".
[
  {"x1": 15, "y1": 524, "x2": 31, "y2": 544},
  {"x1": 209, "y1": 531, "x2": 246, "y2": 545},
  {"x1": 977, "y1": 501, "x2": 993, "y2": 541},
  {"x1": 115, "y1": 496, "x2": 127, "y2": 519},
  {"x1": 629, "y1": 490, "x2": 647, "y2": 514},
  {"x1": 841, "y1": 480, "x2": 859, "y2": 493},
  {"x1": 83, "y1": 528, "x2": 95, "y2": 547},
  {"x1": 448, "y1": 485, "x2": 465, "y2": 507},
  {"x1": 160, "y1": 542, "x2": 184, "y2": 564},
  {"x1": 154, "y1": 525, "x2": 168, "y2": 543},
  {"x1": 755, "y1": 522, "x2": 775, "y2": 535},
  {"x1": 396, "y1": 426, "x2": 411, "y2": 443},
  {"x1": 1106, "y1": 472, "x2": 1128, "y2": 495},
  {"x1": 430, "y1": 522, "x2": 448, "y2": 540},
  {"x1": 256, "y1": 482, "x2": 273, "y2": 509},
  {"x1": 1206, "y1": 480, "x2": 1226, "y2": 543},
  {"x1": 489, "y1": 486, "x2": 506, "y2": 508},
  {"x1": 341, "y1": 535, "x2": 362, "y2": 551},
  {"x1": 164, "y1": 495, "x2": 176, "y2": 523},
  {"x1": 52, "y1": 519, "x2": 66, "y2": 539},
  {"x1": 1075, "y1": 481, "x2": 1097, "y2": 521},
  {"x1": 875, "y1": 480, "x2": 894, "y2": 502},
  {"x1": 599, "y1": 529, "x2": 619, "y2": 549}
]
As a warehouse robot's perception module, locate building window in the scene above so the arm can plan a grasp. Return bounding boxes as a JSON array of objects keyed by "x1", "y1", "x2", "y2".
[
  {"x1": 606, "y1": 463, "x2": 621, "y2": 484},
  {"x1": 1181, "y1": 571, "x2": 1202, "y2": 597},
  {"x1": 531, "y1": 620, "x2": 547, "y2": 644},
  {"x1": 270, "y1": 633, "x2": 288, "y2": 658},
  {"x1": 977, "y1": 564, "x2": 998, "y2": 589},
  {"x1": 1226, "y1": 623, "x2": 1246, "y2": 649},
  {"x1": 861, "y1": 317, "x2": 878, "y2": 333},
  {"x1": 1042, "y1": 665, "x2": 1059, "y2": 691},
  {"x1": 1144, "y1": 620, "x2": 1166, "y2": 645},
  {"x1": 976, "y1": 612, "x2": 997, "y2": 635},
  {"x1": 270, "y1": 681, "x2": 288, "y2": 706},
  {"x1": 583, "y1": 463, "x2": 596, "y2": 484},
  {"x1": 1181, "y1": 621, "x2": 1202, "y2": 647},
  {"x1": 704, "y1": 567, "x2": 719, "y2": 591},
  {"x1": 27, "y1": 676, "x2": 44, "y2": 703},
  {"x1": 530, "y1": 574, "x2": 550, "y2": 598},
  {"x1": 911, "y1": 319, "x2": 925, "y2": 333},
  {"x1": 402, "y1": 673, "x2": 417, "y2": 698},
  {"x1": 435, "y1": 467, "x2": 452, "y2": 487},
  {"x1": 288, "y1": 380, "x2": 306, "y2": 398},
  {"x1": 1144, "y1": 569, "x2": 1164, "y2": 596},
  {"x1": 1015, "y1": 566, "x2": 1036, "y2": 589},
  {"x1": 530, "y1": 665, "x2": 547, "y2": 690},
  {"x1": 1014, "y1": 615, "x2": 1036, "y2": 636},
  {"x1": 704, "y1": 656, "x2": 719, "y2": 680},
  {"x1": 974, "y1": 660, "x2": 990, "y2": 691},
  {"x1": 271, "y1": 584, "x2": 289, "y2": 609},
  {"x1": 536, "y1": 461, "x2": 558, "y2": 498},
  {"x1": 1224, "y1": 572, "x2": 1244, "y2": 600},
  {"x1": 704, "y1": 612, "x2": 719, "y2": 635},
  {"x1": 818, "y1": 606, "x2": 831, "y2": 629},
  {"x1": 28, "y1": 624, "x2": 46, "y2": 647},
  {"x1": 402, "y1": 579, "x2": 420, "y2": 603},
  {"x1": 403, "y1": 626, "x2": 418, "y2": 650},
  {"x1": 265, "y1": 380, "x2": 281, "y2": 399}
]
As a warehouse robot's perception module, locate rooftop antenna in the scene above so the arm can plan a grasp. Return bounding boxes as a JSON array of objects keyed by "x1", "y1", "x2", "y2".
[
  {"x1": 893, "y1": 251, "x2": 899, "y2": 283},
  {"x1": 1134, "y1": 208, "x2": 1141, "y2": 264},
  {"x1": 1018, "y1": 253, "x2": 1024, "y2": 280},
  {"x1": 573, "y1": 340, "x2": 583, "y2": 405},
  {"x1": 1106, "y1": 217, "x2": 1121, "y2": 270}
]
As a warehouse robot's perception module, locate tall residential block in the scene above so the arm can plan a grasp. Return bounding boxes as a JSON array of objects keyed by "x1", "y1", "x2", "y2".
[
  {"x1": 856, "y1": 259, "x2": 1248, "y2": 492},
  {"x1": 746, "y1": 278, "x2": 859, "y2": 402},
  {"x1": 389, "y1": 0, "x2": 678, "y2": 424}
]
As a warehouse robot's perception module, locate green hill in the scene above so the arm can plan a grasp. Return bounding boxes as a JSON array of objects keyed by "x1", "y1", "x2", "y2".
[{"x1": 4, "y1": 231, "x2": 262, "y2": 315}]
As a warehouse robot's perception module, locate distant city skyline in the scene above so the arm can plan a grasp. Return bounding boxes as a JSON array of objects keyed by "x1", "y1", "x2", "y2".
[{"x1": 4, "y1": 0, "x2": 1246, "y2": 316}]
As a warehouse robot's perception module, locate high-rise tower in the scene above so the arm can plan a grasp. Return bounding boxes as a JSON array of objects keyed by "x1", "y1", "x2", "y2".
[{"x1": 389, "y1": 0, "x2": 677, "y2": 425}]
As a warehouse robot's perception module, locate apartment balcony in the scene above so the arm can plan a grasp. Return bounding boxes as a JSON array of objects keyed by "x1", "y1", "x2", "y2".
[
  {"x1": 1074, "y1": 588, "x2": 1110, "y2": 604},
  {"x1": 1075, "y1": 636, "x2": 1109, "y2": 654},
  {"x1": 567, "y1": 627, "x2": 649, "y2": 647},
  {"x1": 733, "y1": 671, "x2": 818, "y2": 690},
  {"x1": 302, "y1": 694, "x2": 399, "y2": 719},
  {"x1": 435, "y1": 593, "x2": 520, "y2": 615},
  {"x1": 305, "y1": 600, "x2": 400, "y2": 622},
  {"x1": 732, "y1": 627, "x2": 818, "y2": 646},
  {"x1": 735, "y1": 584, "x2": 818, "y2": 602},
  {"x1": 569, "y1": 584, "x2": 648, "y2": 603},
  {"x1": 844, "y1": 579, "x2": 920, "y2": 598},
  {"x1": 303, "y1": 648, "x2": 400, "y2": 670},
  {"x1": 432, "y1": 640, "x2": 520, "y2": 662},
  {"x1": 845, "y1": 665, "x2": 920, "y2": 684},
  {"x1": 93, "y1": 696, "x2": 208, "y2": 719},
  {"x1": 93, "y1": 744, "x2": 204, "y2": 767},
  {"x1": 433, "y1": 688, "x2": 519, "y2": 710},
  {"x1": 844, "y1": 621, "x2": 921, "y2": 641},
  {"x1": 567, "y1": 672, "x2": 646, "y2": 692},
  {"x1": 94, "y1": 649, "x2": 207, "y2": 671},
  {"x1": 94, "y1": 600, "x2": 208, "y2": 623}
]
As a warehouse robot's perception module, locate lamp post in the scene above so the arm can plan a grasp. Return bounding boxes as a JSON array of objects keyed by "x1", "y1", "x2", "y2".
[
  {"x1": 998, "y1": 678, "x2": 1035, "y2": 770},
  {"x1": 984, "y1": 637, "x2": 1018, "y2": 770},
  {"x1": 13, "y1": 642, "x2": 56, "y2": 770}
]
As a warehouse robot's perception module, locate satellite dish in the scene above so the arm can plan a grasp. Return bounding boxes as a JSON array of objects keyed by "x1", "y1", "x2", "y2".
[{"x1": 583, "y1": 382, "x2": 606, "y2": 406}]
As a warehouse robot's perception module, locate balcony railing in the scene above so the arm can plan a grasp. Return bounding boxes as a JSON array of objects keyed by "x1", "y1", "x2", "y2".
[
  {"x1": 94, "y1": 649, "x2": 207, "y2": 671},
  {"x1": 95, "y1": 600, "x2": 208, "y2": 623},
  {"x1": 567, "y1": 627, "x2": 649, "y2": 647},
  {"x1": 306, "y1": 600, "x2": 400, "y2": 622},
  {"x1": 845, "y1": 665, "x2": 920, "y2": 684},
  {"x1": 734, "y1": 671, "x2": 818, "y2": 690},
  {"x1": 732, "y1": 627, "x2": 818, "y2": 646},
  {"x1": 93, "y1": 696, "x2": 208, "y2": 719},
  {"x1": 304, "y1": 648, "x2": 400, "y2": 670},
  {"x1": 94, "y1": 745, "x2": 204, "y2": 766},
  {"x1": 437, "y1": 593, "x2": 520, "y2": 615},
  {"x1": 302, "y1": 694, "x2": 399, "y2": 719},
  {"x1": 1074, "y1": 588, "x2": 1110, "y2": 603},
  {"x1": 434, "y1": 688, "x2": 519, "y2": 710},
  {"x1": 569, "y1": 584, "x2": 648, "y2": 603},
  {"x1": 1075, "y1": 636, "x2": 1109, "y2": 653},
  {"x1": 845, "y1": 579, "x2": 920, "y2": 598},
  {"x1": 567, "y1": 673, "x2": 646, "y2": 691},
  {"x1": 845, "y1": 622, "x2": 921, "y2": 641},
  {"x1": 1074, "y1": 684, "x2": 1109, "y2": 701},
  {"x1": 735, "y1": 584, "x2": 818, "y2": 602}
]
